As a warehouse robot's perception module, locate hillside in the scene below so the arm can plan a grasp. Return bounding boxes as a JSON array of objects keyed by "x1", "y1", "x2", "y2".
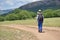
[
  {"x1": 0, "y1": 0, "x2": 60, "y2": 15},
  {"x1": 19, "y1": 0, "x2": 60, "y2": 12},
  {"x1": 0, "y1": 9, "x2": 12, "y2": 15}
]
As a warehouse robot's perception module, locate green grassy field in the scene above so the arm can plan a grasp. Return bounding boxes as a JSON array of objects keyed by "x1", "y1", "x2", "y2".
[
  {"x1": 0, "y1": 26, "x2": 38, "y2": 40},
  {"x1": 0, "y1": 18, "x2": 60, "y2": 40},
  {"x1": 0, "y1": 17, "x2": 60, "y2": 27}
]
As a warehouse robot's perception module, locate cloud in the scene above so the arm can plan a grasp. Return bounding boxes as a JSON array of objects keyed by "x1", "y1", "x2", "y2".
[
  {"x1": 15, "y1": 0, "x2": 39, "y2": 3},
  {"x1": 0, "y1": 0, "x2": 40, "y2": 10},
  {"x1": 0, "y1": 6, "x2": 3, "y2": 10},
  {"x1": 33, "y1": 0, "x2": 37, "y2": 1},
  {"x1": 0, "y1": 2, "x2": 4, "y2": 6},
  {"x1": 5, "y1": 0, "x2": 14, "y2": 5}
]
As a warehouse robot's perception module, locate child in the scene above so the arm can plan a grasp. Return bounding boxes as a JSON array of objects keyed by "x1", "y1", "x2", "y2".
[{"x1": 37, "y1": 10, "x2": 44, "y2": 32}]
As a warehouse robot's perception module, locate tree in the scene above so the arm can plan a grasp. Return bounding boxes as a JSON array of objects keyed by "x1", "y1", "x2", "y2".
[
  {"x1": 53, "y1": 9, "x2": 60, "y2": 17},
  {"x1": 5, "y1": 13, "x2": 19, "y2": 21},
  {"x1": 0, "y1": 16, "x2": 4, "y2": 21}
]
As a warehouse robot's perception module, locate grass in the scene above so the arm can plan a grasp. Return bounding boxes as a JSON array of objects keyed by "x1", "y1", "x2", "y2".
[
  {"x1": 0, "y1": 18, "x2": 60, "y2": 40},
  {"x1": 43, "y1": 17, "x2": 60, "y2": 27},
  {"x1": 0, "y1": 17, "x2": 60, "y2": 27},
  {"x1": 0, "y1": 26, "x2": 38, "y2": 40}
]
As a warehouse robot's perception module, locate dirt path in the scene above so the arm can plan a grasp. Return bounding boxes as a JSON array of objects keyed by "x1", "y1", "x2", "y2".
[{"x1": 2, "y1": 24, "x2": 60, "y2": 40}]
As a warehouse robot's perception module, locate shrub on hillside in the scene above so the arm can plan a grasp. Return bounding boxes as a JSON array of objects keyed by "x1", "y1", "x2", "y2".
[
  {"x1": 5, "y1": 14, "x2": 19, "y2": 21},
  {"x1": 53, "y1": 9, "x2": 60, "y2": 17},
  {"x1": 43, "y1": 9, "x2": 60, "y2": 18},
  {"x1": 4, "y1": 9, "x2": 36, "y2": 21},
  {"x1": 1, "y1": 9, "x2": 60, "y2": 21},
  {"x1": 0, "y1": 16, "x2": 4, "y2": 21}
]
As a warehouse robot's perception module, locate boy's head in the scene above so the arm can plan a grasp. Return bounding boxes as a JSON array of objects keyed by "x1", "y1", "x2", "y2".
[
  {"x1": 38, "y1": 10, "x2": 42, "y2": 12},
  {"x1": 37, "y1": 9, "x2": 42, "y2": 15}
]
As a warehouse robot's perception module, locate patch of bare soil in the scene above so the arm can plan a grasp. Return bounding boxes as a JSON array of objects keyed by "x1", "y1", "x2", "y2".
[{"x1": 2, "y1": 24, "x2": 60, "y2": 40}]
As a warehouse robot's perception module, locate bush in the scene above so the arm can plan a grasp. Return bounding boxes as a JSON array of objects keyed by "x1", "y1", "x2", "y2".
[
  {"x1": 0, "y1": 16, "x2": 4, "y2": 21},
  {"x1": 4, "y1": 9, "x2": 36, "y2": 21},
  {"x1": 53, "y1": 9, "x2": 60, "y2": 17},
  {"x1": 5, "y1": 14, "x2": 19, "y2": 21},
  {"x1": 43, "y1": 9, "x2": 60, "y2": 18},
  {"x1": 1, "y1": 9, "x2": 60, "y2": 21},
  {"x1": 19, "y1": 10, "x2": 32, "y2": 19}
]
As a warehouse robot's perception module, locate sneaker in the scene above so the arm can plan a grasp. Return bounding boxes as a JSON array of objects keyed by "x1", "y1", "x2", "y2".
[{"x1": 38, "y1": 30, "x2": 42, "y2": 33}]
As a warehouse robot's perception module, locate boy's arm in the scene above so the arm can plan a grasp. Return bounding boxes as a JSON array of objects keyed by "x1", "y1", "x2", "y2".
[{"x1": 36, "y1": 15, "x2": 38, "y2": 20}]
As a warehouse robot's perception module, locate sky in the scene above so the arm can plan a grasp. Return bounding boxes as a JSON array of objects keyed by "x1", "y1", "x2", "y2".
[{"x1": 0, "y1": 0, "x2": 41, "y2": 10}]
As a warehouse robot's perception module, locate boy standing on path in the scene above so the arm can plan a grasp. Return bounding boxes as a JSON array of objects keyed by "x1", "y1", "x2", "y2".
[{"x1": 37, "y1": 10, "x2": 44, "y2": 33}]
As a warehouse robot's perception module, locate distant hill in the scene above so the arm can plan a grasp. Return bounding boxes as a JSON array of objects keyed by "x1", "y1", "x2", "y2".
[
  {"x1": 0, "y1": 9, "x2": 13, "y2": 15},
  {"x1": 0, "y1": 0, "x2": 60, "y2": 15},
  {"x1": 19, "y1": 0, "x2": 60, "y2": 12}
]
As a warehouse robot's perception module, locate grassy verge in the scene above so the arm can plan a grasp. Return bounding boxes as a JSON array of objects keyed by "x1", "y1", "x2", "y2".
[
  {"x1": 0, "y1": 26, "x2": 38, "y2": 40},
  {"x1": 0, "y1": 17, "x2": 60, "y2": 27},
  {"x1": 43, "y1": 17, "x2": 60, "y2": 27}
]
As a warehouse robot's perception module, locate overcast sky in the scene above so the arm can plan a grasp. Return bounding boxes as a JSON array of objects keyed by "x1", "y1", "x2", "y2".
[{"x1": 0, "y1": 0, "x2": 41, "y2": 10}]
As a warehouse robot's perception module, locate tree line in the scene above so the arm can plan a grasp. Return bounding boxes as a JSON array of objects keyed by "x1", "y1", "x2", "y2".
[
  {"x1": 0, "y1": 9, "x2": 60, "y2": 21},
  {"x1": 43, "y1": 9, "x2": 60, "y2": 18},
  {"x1": 0, "y1": 9, "x2": 36, "y2": 21}
]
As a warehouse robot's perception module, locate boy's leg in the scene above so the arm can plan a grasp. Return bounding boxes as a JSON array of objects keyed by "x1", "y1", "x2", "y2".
[
  {"x1": 39, "y1": 22, "x2": 42, "y2": 32},
  {"x1": 38, "y1": 21, "x2": 40, "y2": 32}
]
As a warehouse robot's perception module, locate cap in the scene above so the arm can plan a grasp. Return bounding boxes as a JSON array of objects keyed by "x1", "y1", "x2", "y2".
[{"x1": 38, "y1": 9, "x2": 42, "y2": 12}]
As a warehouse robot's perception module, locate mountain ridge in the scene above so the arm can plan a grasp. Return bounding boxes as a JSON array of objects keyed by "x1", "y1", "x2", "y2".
[
  {"x1": 0, "y1": 9, "x2": 13, "y2": 15},
  {"x1": 19, "y1": 0, "x2": 60, "y2": 12}
]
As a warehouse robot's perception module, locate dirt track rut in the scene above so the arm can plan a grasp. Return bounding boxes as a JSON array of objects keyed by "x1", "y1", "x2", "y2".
[{"x1": 2, "y1": 24, "x2": 60, "y2": 40}]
